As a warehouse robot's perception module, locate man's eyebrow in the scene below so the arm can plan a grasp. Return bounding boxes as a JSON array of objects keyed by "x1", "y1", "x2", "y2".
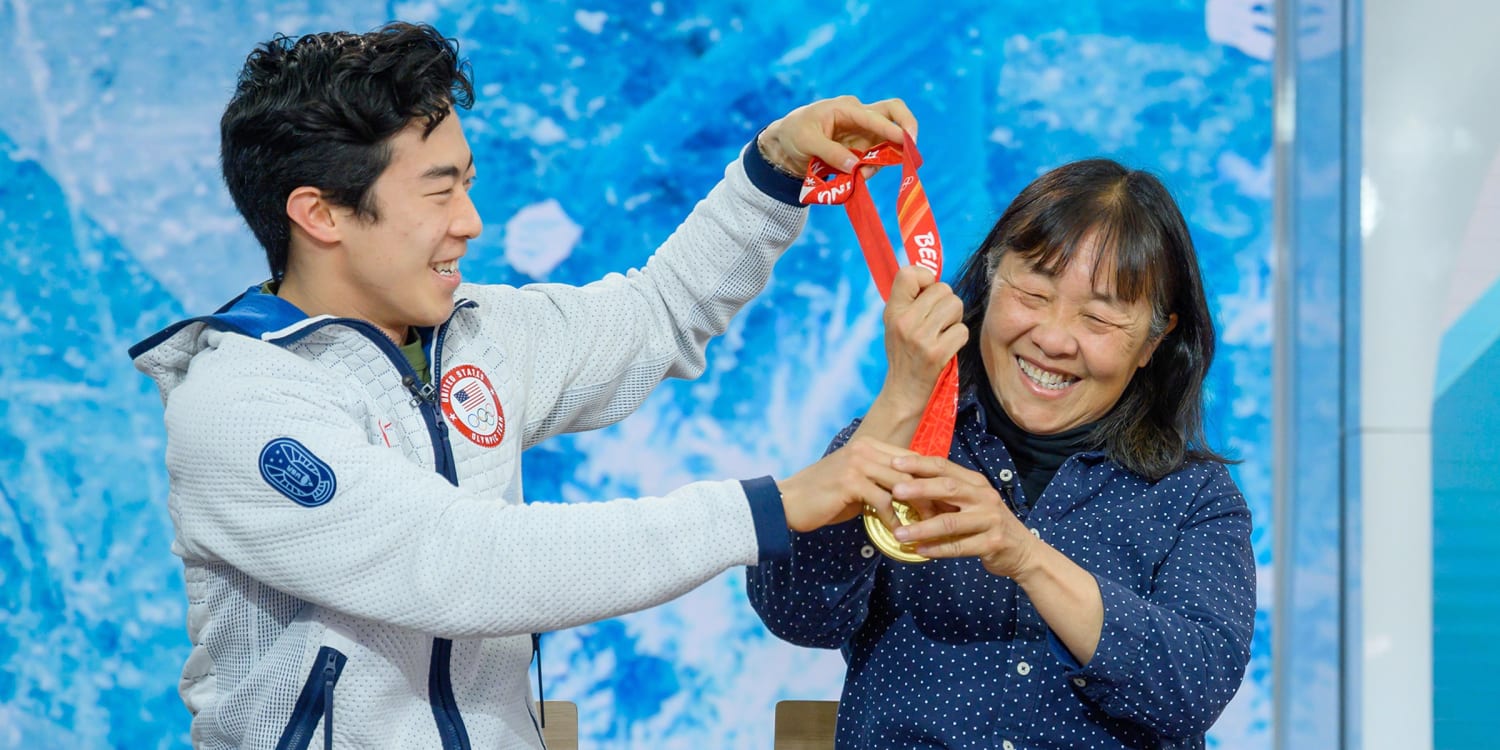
[{"x1": 420, "y1": 154, "x2": 475, "y2": 181}]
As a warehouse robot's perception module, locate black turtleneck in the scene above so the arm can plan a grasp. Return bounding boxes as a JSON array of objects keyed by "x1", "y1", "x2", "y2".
[{"x1": 976, "y1": 383, "x2": 1097, "y2": 509}]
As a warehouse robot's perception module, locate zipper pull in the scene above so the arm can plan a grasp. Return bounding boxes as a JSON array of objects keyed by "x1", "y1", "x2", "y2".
[{"x1": 402, "y1": 375, "x2": 437, "y2": 406}]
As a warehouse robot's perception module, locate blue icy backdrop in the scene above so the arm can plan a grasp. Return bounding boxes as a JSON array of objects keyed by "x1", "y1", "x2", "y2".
[{"x1": 0, "y1": 1, "x2": 1274, "y2": 747}]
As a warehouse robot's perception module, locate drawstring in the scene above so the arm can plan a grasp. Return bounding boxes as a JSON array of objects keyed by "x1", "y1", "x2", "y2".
[{"x1": 532, "y1": 632, "x2": 545, "y2": 727}]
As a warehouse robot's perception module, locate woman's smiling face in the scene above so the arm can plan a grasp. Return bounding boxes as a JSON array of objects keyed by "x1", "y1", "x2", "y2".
[{"x1": 979, "y1": 241, "x2": 1174, "y2": 435}]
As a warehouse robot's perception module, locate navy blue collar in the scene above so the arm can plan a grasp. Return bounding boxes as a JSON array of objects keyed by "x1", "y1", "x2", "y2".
[
  {"x1": 207, "y1": 284, "x2": 313, "y2": 338},
  {"x1": 129, "y1": 284, "x2": 311, "y2": 358},
  {"x1": 129, "y1": 284, "x2": 473, "y2": 359}
]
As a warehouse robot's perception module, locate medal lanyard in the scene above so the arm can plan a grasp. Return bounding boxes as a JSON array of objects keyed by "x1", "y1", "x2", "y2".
[{"x1": 800, "y1": 134, "x2": 959, "y2": 459}]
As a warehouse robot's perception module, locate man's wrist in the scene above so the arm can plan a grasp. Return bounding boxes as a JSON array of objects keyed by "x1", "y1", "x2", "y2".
[
  {"x1": 741, "y1": 476, "x2": 792, "y2": 560},
  {"x1": 742, "y1": 128, "x2": 805, "y2": 206},
  {"x1": 756, "y1": 132, "x2": 802, "y2": 179}
]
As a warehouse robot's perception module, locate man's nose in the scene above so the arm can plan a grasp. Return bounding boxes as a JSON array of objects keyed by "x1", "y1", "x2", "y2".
[{"x1": 452, "y1": 189, "x2": 483, "y2": 240}]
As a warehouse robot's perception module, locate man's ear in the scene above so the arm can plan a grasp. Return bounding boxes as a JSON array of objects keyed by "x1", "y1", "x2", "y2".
[{"x1": 286, "y1": 186, "x2": 341, "y2": 245}]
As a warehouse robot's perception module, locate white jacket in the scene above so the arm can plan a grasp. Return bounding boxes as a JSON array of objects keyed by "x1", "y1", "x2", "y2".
[{"x1": 131, "y1": 151, "x2": 806, "y2": 749}]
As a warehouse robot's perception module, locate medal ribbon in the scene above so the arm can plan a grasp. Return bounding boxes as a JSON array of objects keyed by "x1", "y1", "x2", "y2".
[{"x1": 799, "y1": 134, "x2": 958, "y2": 459}]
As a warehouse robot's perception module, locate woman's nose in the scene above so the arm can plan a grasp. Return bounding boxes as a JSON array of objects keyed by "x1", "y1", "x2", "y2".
[{"x1": 1029, "y1": 313, "x2": 1079, "y2": 359}]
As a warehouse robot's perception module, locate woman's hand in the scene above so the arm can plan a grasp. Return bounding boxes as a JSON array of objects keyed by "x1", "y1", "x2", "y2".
[
  {"x1": 889, "y1": 453, "x2": 1107, "y2": 662},
  {"x1": 888, "y1": 454, "x2": 1040, "y2": 579},
  {"x1": 851, "y1": 266, "x2": 966, "y2": 460},
  {"x1": 878, "y1": 265, "x2": 967, "y2": 416}
]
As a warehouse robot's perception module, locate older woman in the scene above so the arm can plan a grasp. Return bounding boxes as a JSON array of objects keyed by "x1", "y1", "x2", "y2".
[{"x1": 748, "y1": 158, "x2": 1255, "y2": 749}]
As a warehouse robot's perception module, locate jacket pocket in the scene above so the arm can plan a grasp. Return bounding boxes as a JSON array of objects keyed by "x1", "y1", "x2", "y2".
[{"x1": 275, "y1": 645, "x2": 349, "y2": 750}]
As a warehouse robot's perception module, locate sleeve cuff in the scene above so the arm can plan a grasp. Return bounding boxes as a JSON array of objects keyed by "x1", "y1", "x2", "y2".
[
  {"x1": 1047, "y1": 627, "x2": 1084, "y2": 670},
  {"x1": 741, "y1": 476, "x2": 792, "y2": 561},
  {"x1": 1047, "y1": 573, "x2": 1151, "y2": 703},
  {"x1": 741, "y1": 129, "x2": 806, "y2": 206}
]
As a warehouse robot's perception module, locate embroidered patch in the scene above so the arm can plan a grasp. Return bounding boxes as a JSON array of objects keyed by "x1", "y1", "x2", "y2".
[
  {"x1": 439, "y1": 364, "x2": 505, "y2": 448},
  {"x1": 258, "y1": 438, "x2": 337, "y2": 507}
]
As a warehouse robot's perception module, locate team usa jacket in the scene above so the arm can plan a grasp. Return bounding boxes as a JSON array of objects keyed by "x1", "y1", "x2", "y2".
[{"x1": 130, "y1": 148, "x2": 804, "y2": 749}]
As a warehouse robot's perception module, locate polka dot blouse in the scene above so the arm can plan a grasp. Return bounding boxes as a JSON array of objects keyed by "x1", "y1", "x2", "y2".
[{"x1": 747, "y1": 394, "x2": 1256, "y2": 749}]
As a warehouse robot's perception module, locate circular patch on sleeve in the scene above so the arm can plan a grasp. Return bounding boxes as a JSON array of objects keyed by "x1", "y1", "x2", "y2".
[
  {"x1": 258, "y1": 438, "x2": 338, "y2": 507},
  {"x1": 439, "y1": 364, "x2": 505, "y2": 448}
]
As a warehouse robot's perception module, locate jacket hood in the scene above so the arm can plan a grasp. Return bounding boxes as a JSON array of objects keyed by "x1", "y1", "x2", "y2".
[{"x1": 129, "y1": 285, "x2": 319, "y2": 399}]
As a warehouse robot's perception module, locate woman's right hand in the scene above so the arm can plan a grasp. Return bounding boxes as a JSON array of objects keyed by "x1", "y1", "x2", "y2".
[{"x1": 873, "y1": 265, "x2": 967, "y2": 421}]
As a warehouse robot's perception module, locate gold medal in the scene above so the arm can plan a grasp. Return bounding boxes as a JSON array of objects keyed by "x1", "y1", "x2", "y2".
[{"x1": 862, "y1": 501, "x2": 930, "y2": 563}]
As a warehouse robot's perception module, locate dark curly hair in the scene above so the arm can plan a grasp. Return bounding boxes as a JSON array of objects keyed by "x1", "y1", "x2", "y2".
[
  {"x1": 220, "y1": 22, "x2": 475, "y2": 280},
  {"x1": 951, "y1": 159, "x2": 1231, "y2": 480}
]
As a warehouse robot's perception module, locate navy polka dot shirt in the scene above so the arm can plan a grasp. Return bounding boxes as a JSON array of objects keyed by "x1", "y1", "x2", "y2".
[{"x1": 748, "y1": 392, "x2": 1256, "y2": 749}]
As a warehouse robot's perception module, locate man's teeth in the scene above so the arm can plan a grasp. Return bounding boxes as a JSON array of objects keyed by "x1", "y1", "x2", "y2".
[
  {"x1": 1017, "y1": 357, "x2": 1076, "y2": 390},
  {"x1": 432, "y1": 260, "x2": 458, "y2": 276}
]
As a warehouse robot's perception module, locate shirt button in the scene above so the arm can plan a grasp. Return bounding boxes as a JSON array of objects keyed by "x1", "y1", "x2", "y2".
[
  {"x1": 1003, "y1": 741, "x2": 1015, "y2": 750},
  {"x1": 1029, "y1": 527, "x2": 1041, "y2": 538},
  {"x1": 998, "y1": 469, "x2": 1014, "y2": 482},
  {"x1": 860, "y1": 545, "x2": 876, "y2": 559},
  {"x1": 1073, "y1": 677, "x2": 1087, "y2": 688},
  {"x1": 1016, "y1": 661, "x2": 1031, "y2": 676}
]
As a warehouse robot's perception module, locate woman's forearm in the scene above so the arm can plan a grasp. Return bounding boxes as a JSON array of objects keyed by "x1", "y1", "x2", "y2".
[
  {"x1": 851, "y1": 389, "x2": 926, "y2": 446},
  {"x1": 1012, "y1": 541, "x2": 1105, "y2": 664}
]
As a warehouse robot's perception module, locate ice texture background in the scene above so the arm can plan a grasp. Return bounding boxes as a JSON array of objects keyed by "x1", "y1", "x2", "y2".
[{"x1": 0, "y1": 1, "x2": 1276, "y2": 747}]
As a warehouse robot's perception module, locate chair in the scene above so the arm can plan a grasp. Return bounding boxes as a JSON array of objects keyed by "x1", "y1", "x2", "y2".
[
  {"x1": 773, "y1": 700, "x2": 839, "y2": 749},
  {"x1": 536, "y1": 701, "x2": 578, "y2": 750}
]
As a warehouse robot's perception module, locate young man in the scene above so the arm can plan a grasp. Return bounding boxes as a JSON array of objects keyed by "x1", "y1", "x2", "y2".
[{"x1": 130, "y1": 22, "x2": 918, "y2": 750}]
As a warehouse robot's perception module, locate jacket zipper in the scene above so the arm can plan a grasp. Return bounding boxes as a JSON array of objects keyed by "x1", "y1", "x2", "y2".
[
  {"x1": 274, "y1": 646, "x2": 348, "y2": 750},
  {"x1": 340, "y1": 313, "x2": 476, "y2": 750},
  {"x1": 427, "y1": 318, "x2": 474, "y2": 750},
  {"x1": 427, "y1": 637, "x2": 470, "y2": 750},
  {"x1": 322, "y1": 654, "x2": 337, "y2": 750},
  {"x1": 242, "y1": 308, "x2": 480, "y2": 749},
  {"x1": 325, "y1": 317, "x2": 473, "y2": 749}
]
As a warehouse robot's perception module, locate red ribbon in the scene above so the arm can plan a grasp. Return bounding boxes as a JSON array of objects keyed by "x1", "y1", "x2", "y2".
[{"x1": 800, "y1": 134, "x2": 959, "y2": 459}]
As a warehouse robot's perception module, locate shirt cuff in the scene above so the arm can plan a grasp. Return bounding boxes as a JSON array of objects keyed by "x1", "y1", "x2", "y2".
[
  {"x1": 1047, "y1": 573, "x2": 1151, "y2": 706},
  {"x1": 741, "y1": 476, "x2": 792, "y2": 561},
  {"x1": 741, "y1": 128, "x2": 805, "y2": 206}
]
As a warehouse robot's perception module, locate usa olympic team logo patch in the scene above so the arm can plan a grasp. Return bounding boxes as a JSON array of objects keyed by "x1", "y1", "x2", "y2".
[
  {"x1": 439, "y1": 364, "x2": 505, "y2": 448},
  {"x1": 258, "y1": 438, "x2": 337, "y2": 507}
]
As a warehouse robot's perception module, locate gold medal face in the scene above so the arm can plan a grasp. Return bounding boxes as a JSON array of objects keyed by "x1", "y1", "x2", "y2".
[{"x1": 862, "y1": 501, "x2": 930, "y2": 563}]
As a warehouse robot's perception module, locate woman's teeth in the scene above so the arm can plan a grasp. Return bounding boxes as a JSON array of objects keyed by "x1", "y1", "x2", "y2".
[
  {"x1": 1017, "y1": 357, "x2": 1076, "y2": 390},
  {"x1": 432, "y1": 260, "x2": 458, "y2": 276}
]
